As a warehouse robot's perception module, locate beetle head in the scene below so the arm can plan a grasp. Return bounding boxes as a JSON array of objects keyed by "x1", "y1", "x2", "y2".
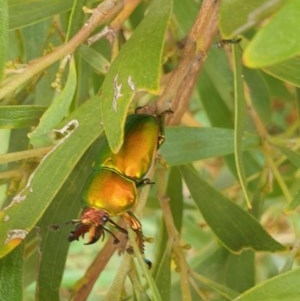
[{"x1": 68, "y1": 208, "x2": 109, "y2": 245}]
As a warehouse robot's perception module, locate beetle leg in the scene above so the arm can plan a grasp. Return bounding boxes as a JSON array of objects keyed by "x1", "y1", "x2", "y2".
[
  {"x1": 157, "y1": 109, "x2": 173, "y2": 149},
  {"x1": 122, "y1": 211, "x2": 152, "y2": 268},
  {"x1": 107, "y1": 218, "x2": 128, "y2": 235},
  {"x1": 121, "y1": 211, "x2": 145, "y2": 254},
  {"x1": 103, "y1": 226, "x2": 121, "y2": 244},
  {"x1": 68, "y1": 223, "x2": 90, "y2": 242},
  {"x1": 136, "y1": 178, "x2": 155, "y2": 188},
  {"x1": 84, "y1": 224, "x2": 106, "y2": 245}
]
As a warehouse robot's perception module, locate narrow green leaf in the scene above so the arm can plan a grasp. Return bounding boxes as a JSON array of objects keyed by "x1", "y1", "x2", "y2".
[
  {"x1": 0, "y1": 105, "x2": 46, "y2": 129},
  {"x1": 29, "y1": 57, "x2": 77, "y2": 147},
  {"x1": 0, "y1": 0, "x2": 8, "y2": 80},
  {"x1": 154, "y1": 168, "x2": 183, "y2": 301},
  {"x1": 243, "y1": 68, "x2": 271, "y2": 124},
  {"x1": 198, "y1": 69, "x2": 233, "y2": 128},
  {"x1": 286, "y1": 189, "x2": 300, "y2": 211},
  {"x1": 192, "y1": 272, "x2": 239, "y2": 300},
  {"x1": 154, "y1": 247, "x2": 171, "y2": 301},
  {"x1": 180, "y1": 165, "x2": 285, "y2": 253},
  {"x1": 196, "y1": 244, "x2": 255, "y2": 292},
  {"x1": 262, "y1": 57, "x2": 300, "y2": 88},
  {"x1": 8, "y1": 0, "x2": 97, "y2": 30},
  {"x1": 243, "y1": 1, "x2": 300, "y2": 68},
  {"x1": 160, "y1": 127, "x2": 260, "y2": 166},
  {"x1": 0, "y1": 244, "x2": 23, "y2": 301},
  {"x1": 273, "y1": 145, "x2": 300, "y2": 210},
  {"x1": 232, "y1": 44, "x2": 251, "y2": 208},
  {"x1": 173, "y1": 0, "x2": 199, "y2": 35},
  {"x1": 234, "y1": 268, "x2": 300, "y2": 301},
  {"x1": 129, "y1": 229, "x2": 162, "y2": 301},
  {"x1": 219, "y1": 0, "x2": 284, "y2": 37},
  {"x1": 275, "y1": 145, "x2": 300, "y2": 169},
  {"x1": 79, "y1": 45, "x2": 110, "y2": 75},
  {"x1": 35, "y1": 142, "x2": 100, "y2": 301},
  {"x1": 101, "y1": 0, "x2": 172, "y2": 152},
  {"x1": 203, "y1": 48, "x2": 235, "y2": 111},
  {"x1": 65, "y1": 0, "x2": 87, "y2": 41},
  {"x1": 225, "y1": 251, "x2": 255, "y2": 292},
  {"x1": 262, "y1": 73, "x2": 294, "y2": 101},
  {"x1": 0, "y1": 96, "x2": 103, "y2": 258},
  {"x1": 168, "y1": 167, "x2": 184, "y2": 231}
]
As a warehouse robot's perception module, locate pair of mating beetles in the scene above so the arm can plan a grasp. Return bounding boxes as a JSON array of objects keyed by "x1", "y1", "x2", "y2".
[{"x1": 55, "y1": 107, "x2": 171, "y2": 264}]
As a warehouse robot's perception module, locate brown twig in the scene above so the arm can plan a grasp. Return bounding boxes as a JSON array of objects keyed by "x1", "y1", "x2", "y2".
[
  {"x1": 157, "y1": 0, "x2": 220, "y2": 125},
  {"x1": 0, "y1": 146, "x2": 53, "y2": 164},
  {"x1": 0, "y1": 0, "x2": 123, "y2": 100},
  {"x1": 71, "y1": 230, "x2": 127, "y2": 301},
  {"x1": 110, "y1": 0, "x2": 141, "y2": 30}
]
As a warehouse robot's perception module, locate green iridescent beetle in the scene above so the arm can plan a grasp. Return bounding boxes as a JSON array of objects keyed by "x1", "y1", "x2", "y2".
[
  {"x1": 68, "y1": 110, "x2": 171, "y2": 257},
  {"x1": 95, "y1": 113, "x2": 166, "y2": 184}
]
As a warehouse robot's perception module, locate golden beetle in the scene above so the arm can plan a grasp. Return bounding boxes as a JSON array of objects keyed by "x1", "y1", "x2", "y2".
[{"x1": 67, "y1": 110, "x2": 170, "y2": 259}]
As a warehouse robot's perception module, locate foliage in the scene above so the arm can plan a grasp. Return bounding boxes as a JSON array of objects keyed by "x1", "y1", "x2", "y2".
[{"x1": 0, "y1": 0, "x2": 300, "y2": 300}]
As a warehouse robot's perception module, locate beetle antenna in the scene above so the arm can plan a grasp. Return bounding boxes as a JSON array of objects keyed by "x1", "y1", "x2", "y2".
[
  {"x1": 49, "y1": 219, "x2": 80, "y2": 232},
  {"x1": 107, "y1": 218, "x2": 128, "y2": 235},
  {"x1": 103, "y1": 227, "x2": 120, "y2": 244}
]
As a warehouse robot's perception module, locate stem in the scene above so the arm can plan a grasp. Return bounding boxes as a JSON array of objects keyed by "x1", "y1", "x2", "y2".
[
  {"x1": 155, "y1": 167, "x2": 192, "y2": 301},
  {"x1": 0, "y1": 146, "x2": 53, "y2": 164},
  {"x1": 157, "y1": 0, "x2": 220, "y2": 125},
  {"x1": 159, "y1": 195, "x2": 192, "y2": 301},
  {"x1": 103, "y1": 253, "x2": 132, "y2": 301},
  {"x1": 246, "y1": 95, "x2": 293, "y2": 203},
  {"x1": 0, "y1": 0, "x2": 123, "y2": 100},
  {"x1": 110, "y1": 0, "x2": 141, "y2": 30},
  {"x1": 72, "y1": 230, "x2": 127, "y2": 301},
  {"x1": 0, "y1": 169, "x2": 22, "y2": 180}
]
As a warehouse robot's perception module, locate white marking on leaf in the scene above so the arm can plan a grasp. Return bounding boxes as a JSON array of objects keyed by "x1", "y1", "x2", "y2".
[
  {"x1": 5, "y1": 229, "x2": 28, "y2": 245},
  {"x1": 127, "y1": 76, "x2": 135, "y2": 92},
  {"x1": 3, "y1": 120, "x2": 79, "y2": 211},
  {"x1": 113, "y1": 74, "x2": 123, "y2": 111}
]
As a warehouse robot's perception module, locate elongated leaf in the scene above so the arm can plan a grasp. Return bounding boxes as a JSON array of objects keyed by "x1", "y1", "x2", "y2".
[
  {"x1": 232, "y1": 44, "x2": 251, "y2": 208},
  {"x1": 225, "y1": 251, "x2": 255, "y2": 292},
  {"x1": 203, "y1": 48, "x2": 234, "y2": 111},
  {"x1": 243, "y1": 68, "x2": 271, "y2": 124},
  {"x1": 234, "y1": 268, "x2": 300, "y2": 301},
  {"x1": 29, "y1": 57, "x2": 77, "y2": 147},
  {"x1": 287, "y1": 189, "x2": 300, "y2": 211},
  {"x1": 0, "y1": 0, "x2": 8, "y2": 80},
  {"x1": 219, "y1": 0, "x2": 285, "y2": 37},
  {"x1": 180, "y1": 165, "x2": 285, "y2": 253},
  {"x1": 0, "y1": 95, "x2": 103, "y2": 258},
  {"x1": 101, "y1": 0, "x2": 172, "y2": 152},
  {"x1": 276, "y1": 145, "x2": 300, "y2": 169},
  {"x1": 263, "y1": 57, "x2": 300, "y2": 88},
  {"x1": 0, "y1": 105, "x2": 46, "y2": 129},
  {"x1": 65, "y1": 0, "x2": 87, "y2": 41},
  {"x1": 262, "y1": 73, "x2": 294, "y2": 101},
  {"x1": 193, "y1": 272, "x2": 239, "y2": 300},
  {"x1": 198, "y1": 69, "x2": 233, "y2": 128},
  {"x1": 8, "y1": 0, "x2": 95, "y2": 30},
  {"x1": 195, "y1": 246, "x2": 254, "y2": 294},
  {"x1": 154, "y1": 246, "x2": 171, "y2": 301},
  {"x1": 35, "y1": 141, "x2": 101, "y2": 301},
  {"x1": 160, "y1": 127, "x2": 260, "y2": 166},
  {"x1": 79, "y1": 45, "x2": 110, "y2": 75},
  {"x1": 173, "y1": 0, "x2": 199, "y2": 35},
  {"x1": 0, "y1": 244, "x2": 23, "y2": 300},
  {"x1": 276, "y1": 144, "x2": 300, "y2": 211},
  {"x1": 243, "y1": 1, "x2": 300, "y2": 68},
  {"x1": 154, "y1": 168, "x2": 183, "y2": 301}
]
